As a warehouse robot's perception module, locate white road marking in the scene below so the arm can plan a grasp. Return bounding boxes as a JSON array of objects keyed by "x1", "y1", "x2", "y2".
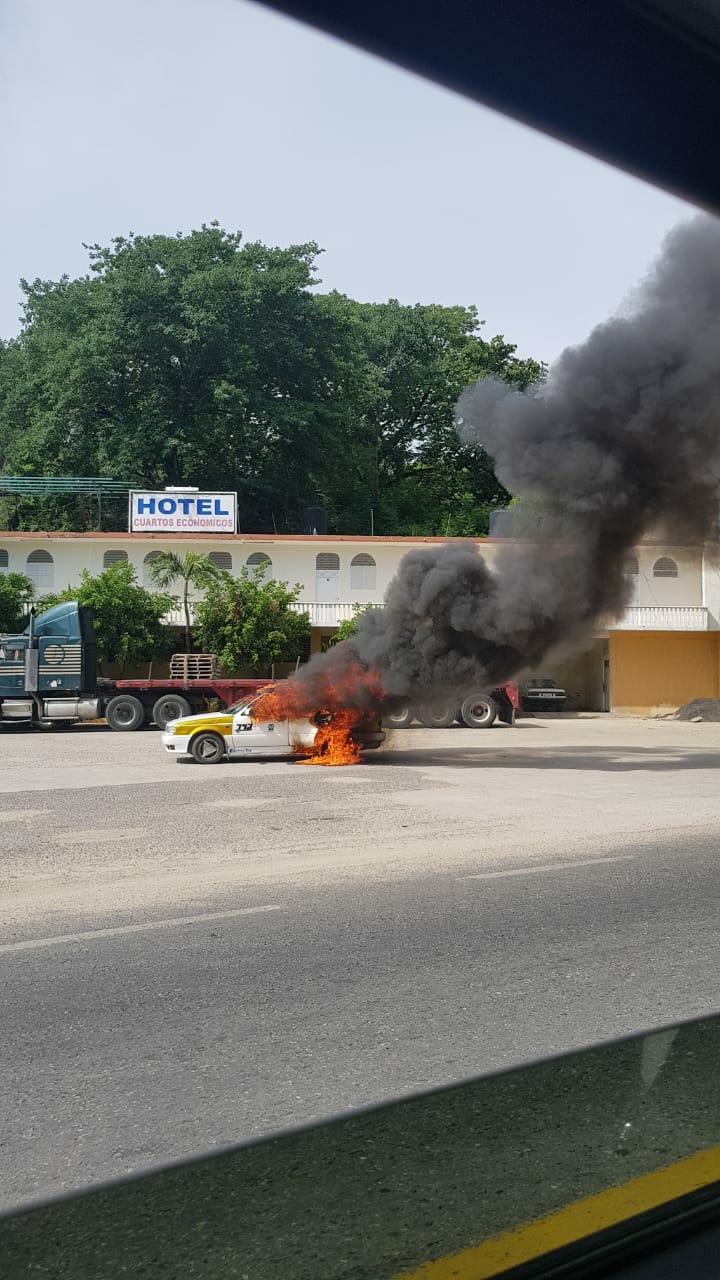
[
  {"x1": 460, "y1": 855, "x2": 634, "y2": 881},
  {"x1": 201, "y1": 798, "x2": 270, "y2": 809},
  {"x1": 0, "y1": 904, "x2": 285, "y2": 954}
]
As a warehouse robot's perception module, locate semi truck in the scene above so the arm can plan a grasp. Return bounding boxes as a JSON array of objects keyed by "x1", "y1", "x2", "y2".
[
  {"x1": 384, "y1": 683, "x2": 519, "y2": 730},
  {"x1": 0, "y1": 600, "x2": 519, "y2": 732},
  {"x1": 0, "y1": 601, "x2": 271, "y2": 731}
]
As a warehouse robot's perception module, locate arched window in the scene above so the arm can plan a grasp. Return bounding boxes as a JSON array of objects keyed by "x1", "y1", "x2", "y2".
[
  {"x1": 246, "y1": 552, "x2": 272, "y2": 577},
  {"x1": 103, "y1": 549, "x2": 129, "y2": 568},
  {"x1": 350, "y1": 552, "x2": 376, "y2": 590},
  {"x1": 26, "y1": 549, "x2": 54, "y2": 589},
  {"x1": 316, "y1": 553, "x2": 339, "y2": 571},
  {"x1": 623, "y1": 556, "x2": 639, "y2": 575},
  {"x1": 653, "y1": 557, "x2": 678, "y2": 578},
  {"x1": 0, "y1": 549, "x2": 8, "y2": 573},
  {"x1": 143, "y1": 551, "x2": 164, "y2": 587},
  {"x1": 208, "y1": 551, "x2": 232, "y2": 571}
]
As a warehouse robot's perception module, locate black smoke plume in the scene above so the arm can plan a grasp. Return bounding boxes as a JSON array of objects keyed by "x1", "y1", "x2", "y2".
[{"x1": 284, "y1": 215, "x2": 720, "y2": 709}]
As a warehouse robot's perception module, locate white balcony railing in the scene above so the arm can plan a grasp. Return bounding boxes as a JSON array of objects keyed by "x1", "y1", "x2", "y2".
[
  {"x1": 164, "y1": 601, "x2": 361, "y2": 628},
  {"x1": 164, "y1": 605, "x2": 197, "y2": 627},
  {"x1": 289, "y1": 601, "x2": 359, "y2": 627},
  {"x1": 167, "y1": 601, "x2": 716, "y2": 633},
  {"x1": 608, "y1": 606, "x2": 716, "y2": 631}
]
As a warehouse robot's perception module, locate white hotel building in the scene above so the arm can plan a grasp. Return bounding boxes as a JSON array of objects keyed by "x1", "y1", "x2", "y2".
[{"x1": 3, "y1": 528, "x2": 720, "y2": 715}]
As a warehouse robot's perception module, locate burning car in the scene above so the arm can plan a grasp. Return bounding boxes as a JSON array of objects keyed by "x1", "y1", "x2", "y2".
[{"x1": 161, "y1": 696, "x2": 385, "y2": 765}]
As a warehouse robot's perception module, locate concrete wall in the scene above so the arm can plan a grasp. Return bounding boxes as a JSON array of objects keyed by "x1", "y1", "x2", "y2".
[
  {"x1": 609, "y1": 631, "x2": 719, "y2": 715},
  {"x1": 0, "y1": 532, "x2": 705, "y2": 609},
  {"x1": 630, "y1": 545, "x2": 703, "y2": 607},
  {"x1": 0, "y1": 533, "x2": 503, "y2": 607}
]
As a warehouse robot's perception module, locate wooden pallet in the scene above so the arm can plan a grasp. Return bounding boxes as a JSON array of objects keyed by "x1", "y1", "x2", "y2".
[{"x1": 169, "y1": 653, "x2": 221, "y2": 680}]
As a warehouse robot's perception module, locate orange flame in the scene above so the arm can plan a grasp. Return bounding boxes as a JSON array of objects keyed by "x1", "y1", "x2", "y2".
[
  {"x1": 298, "y1": 709, "x2": 364, "y2": 767},
  {"x1": 253, "y1": 664, "x2": 384, "y2": 766}
]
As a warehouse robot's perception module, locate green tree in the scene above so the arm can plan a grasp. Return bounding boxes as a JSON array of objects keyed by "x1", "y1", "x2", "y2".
[
  {"x1": 195, "y1": 568, "x2": 311, "y2": 675},
  {"x1": 146, "y1": 550, "x2": 223, "y2": 653},
  {"x1": 0, "y1": 572, "x2": 34, "y2": 633},
  {"x1": 333, "y1": 603, "x2": 379, "y2": 644},
  {"x1": 36, "y1": 561, "x2": 175, "y2": 673},
  {"x1": 0, "y1": 226, "x2": 545, "y2": 535},
  {"x1": 0, "y1": 227, "x2": 352, "y2": 532},
  {"x1": 315, "y1": 295, "x2": 545, "y2": 535}
]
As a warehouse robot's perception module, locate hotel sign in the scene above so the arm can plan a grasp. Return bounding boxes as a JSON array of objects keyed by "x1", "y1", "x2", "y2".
[{"x1": 129, "y1": 491, "x2": 237, "y2": 533}]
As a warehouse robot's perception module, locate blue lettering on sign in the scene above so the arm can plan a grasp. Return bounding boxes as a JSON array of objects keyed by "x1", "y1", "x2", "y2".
[{"x1": 133, "y1": 493, "x2": 234, "y2": 524}]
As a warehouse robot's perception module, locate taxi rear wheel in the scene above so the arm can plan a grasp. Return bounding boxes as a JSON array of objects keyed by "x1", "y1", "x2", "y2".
[{"x1": 190, "y1": 731, "x2": 226, "y2": 764}]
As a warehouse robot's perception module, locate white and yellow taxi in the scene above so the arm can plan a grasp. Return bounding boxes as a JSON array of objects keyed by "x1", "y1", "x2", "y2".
[{"x1": 161, "y1": 698, "x2": 384, "y2": 764}]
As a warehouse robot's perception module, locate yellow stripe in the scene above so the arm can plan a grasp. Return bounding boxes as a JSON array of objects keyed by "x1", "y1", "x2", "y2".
[
  {"x1": 175, "y1": 717, "x2": 233, "y2": 735},
  {"x1": 393, "y1": 1144, "x2": 720, "y2": 1280}
]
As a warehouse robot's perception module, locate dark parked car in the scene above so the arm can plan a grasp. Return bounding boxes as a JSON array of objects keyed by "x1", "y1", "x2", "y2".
[{"x1": 520, "y1": 677, "x2": 567, "y2": 712}]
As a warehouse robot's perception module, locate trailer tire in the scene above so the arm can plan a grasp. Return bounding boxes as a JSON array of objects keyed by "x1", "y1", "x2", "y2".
[
  {"x1": 418, "y1": 699, "x2": 456, "y2": 728},
  {"x1": 152, "y1": 694, "x2": 192, "y2": 730},
  {"x1": 105, "y1": 694, "x2": 145, "y2": 732},
  {"x1": 190, "y1": 731, "x2": 226, "y2": 764},
  {"x1": 460, "y1": 694, "x2": 497, "y2": 728},
  {"x1": 385, "y1": 703, "x2": 416, "y2": 728}
]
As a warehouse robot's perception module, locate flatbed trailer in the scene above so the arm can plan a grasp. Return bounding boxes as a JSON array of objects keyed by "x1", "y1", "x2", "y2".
[{"x1": 105, "y1": 678, "x2": 274, "y2": 731}]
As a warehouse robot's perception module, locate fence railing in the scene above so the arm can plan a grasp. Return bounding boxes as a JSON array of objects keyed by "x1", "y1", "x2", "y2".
[
  {"x1": 609, "y1": 606, "x2": 715, "y2": 631},
  {"x1": 289, "y1": 601, "x2": 360, "y2": 626},
  {"x1": 165, "y1": 602, "x2": 717, "y2": 633}
]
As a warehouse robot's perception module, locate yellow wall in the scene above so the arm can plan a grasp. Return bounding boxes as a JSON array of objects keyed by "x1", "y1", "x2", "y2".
[{"x1": 610, "y1": 631, "x2": 719, "y2": 715}]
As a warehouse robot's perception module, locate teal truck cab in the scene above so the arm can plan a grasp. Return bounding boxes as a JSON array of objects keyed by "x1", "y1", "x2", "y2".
[
  {"x1": 0, "y1": 601, "x2": 269, "y2": 731},
  {"x1": 0, "y1": 601, "x2": 101, "y2": 726}
]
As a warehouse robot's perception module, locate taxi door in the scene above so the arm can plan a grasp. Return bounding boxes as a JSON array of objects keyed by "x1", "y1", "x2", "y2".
[{"x1": 230, "y1": 712, "x2": 291, "y2": 755}]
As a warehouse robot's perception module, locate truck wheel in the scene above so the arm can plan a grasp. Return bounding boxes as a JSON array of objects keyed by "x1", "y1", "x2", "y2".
[
  {"x1": 418, "y1": 699, "x2": 456, "y2": 728},
  {"x1": 460, "y1": 694, "x2": 497, "y2": 728},
  {"x1": 152, "y1": 694, "x2": 191, "y2": 730},
  {"x1": 105, "y1": 694, "x2": 145, "y2": 732},
  {"x1": 385, "y1": 703, "x2": 415, "y2": 728},
  {"x1": 190, "y1": 732, "x2": 226, "y2": 764}
]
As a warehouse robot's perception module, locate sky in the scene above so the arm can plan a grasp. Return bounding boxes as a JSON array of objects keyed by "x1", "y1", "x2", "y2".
[{"x1": 0, "y1": 0, "x2": 694, "y2": 364}]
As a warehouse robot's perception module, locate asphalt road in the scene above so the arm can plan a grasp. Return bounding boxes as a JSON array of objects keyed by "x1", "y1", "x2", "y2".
[{"x1": 3, "y1": 715, "x2": 720, "y2": 1212}]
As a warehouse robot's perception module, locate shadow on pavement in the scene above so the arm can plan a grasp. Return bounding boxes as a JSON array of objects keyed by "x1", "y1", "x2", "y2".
[{"x1": 375, "y1": 746, "x2": 720, "y2": 772}]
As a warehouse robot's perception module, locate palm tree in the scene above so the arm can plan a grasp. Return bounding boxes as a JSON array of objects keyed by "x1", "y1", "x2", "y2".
[{"x1": 147, "y1": 551, "x2": 223, "y2": 653}]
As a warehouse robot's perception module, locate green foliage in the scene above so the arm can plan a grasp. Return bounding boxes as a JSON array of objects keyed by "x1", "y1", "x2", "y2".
[
  {"x1": 0, "y1": 227, "x2": 348, "y2": 532},
  {"x1": 194, "y1": 568, "x2": 311, "y2": 674},
  {"x1": 36, "y1": 561, "x2": 175, "y2": 671},
  {"x1": 0, "y1": 572, "x2": 34, "y2": 633},
  {"x1": 317, "y1": 296, "x2": 545, "y2": 536},
  {"x1": 146, "y1": 549, "x2": 223, "y2": 652},
  {"x1": 333, "y1": 603, "x2": 378, "y2": 644},
  {"x1": 0, "y1": 225, "x2": 545, "y2": 535}
]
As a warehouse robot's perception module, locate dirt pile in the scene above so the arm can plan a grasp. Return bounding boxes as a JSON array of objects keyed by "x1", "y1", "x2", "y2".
[{"x1": 674, "y1": 698, "x2": 720, "y2": 722}]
